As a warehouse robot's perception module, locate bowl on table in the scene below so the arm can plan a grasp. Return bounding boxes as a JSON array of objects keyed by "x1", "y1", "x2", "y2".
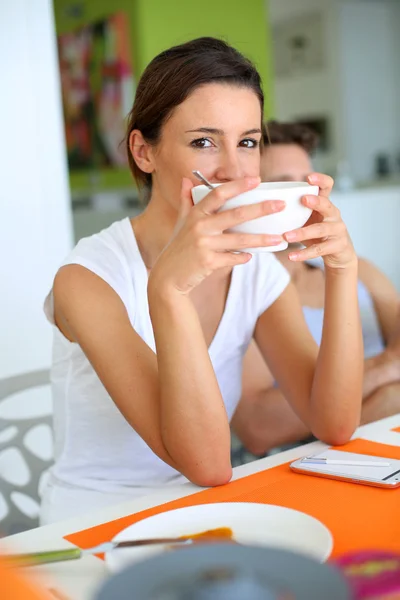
[{"x1": 191, "y1": 181, "x2": 318, "y2": 252}]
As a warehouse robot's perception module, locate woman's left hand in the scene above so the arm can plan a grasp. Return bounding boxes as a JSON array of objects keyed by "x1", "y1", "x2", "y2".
[{"x1": 283, "y1": 173, "x2": 357, "y2": 270}]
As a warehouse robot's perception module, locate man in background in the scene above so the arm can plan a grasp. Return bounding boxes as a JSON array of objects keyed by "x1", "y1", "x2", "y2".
[{"x1": 232, "y1": 121, "x2": 400, "y2": 458}]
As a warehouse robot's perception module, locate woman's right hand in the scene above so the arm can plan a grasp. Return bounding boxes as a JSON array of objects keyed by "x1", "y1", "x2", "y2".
[{"x1": 149, "y1": 177, "x2": 285, "y2": 295}]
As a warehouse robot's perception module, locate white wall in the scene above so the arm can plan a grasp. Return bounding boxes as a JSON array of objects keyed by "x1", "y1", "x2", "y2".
[
  {"x1": 269, "y1": 0, "x2": 400, "y2": 182},
  {"x1": 268, "y1": 0, "x2": 400, "y2": 290},
  {"x1": 333, "y1": 186, "x2": 400, "y2": 291},
  {"x1": 0, "y1": 1, "x2": 73, "y2": 379},
  {"x1": 391, "y1": 0, "x2": 400, "y2": 167},
  {"x1": 339, "y1": 1, "x2": 399, "y2": 182},
  {"x1": 268, "y1": 0, "x2": 344, "y2": 176}
]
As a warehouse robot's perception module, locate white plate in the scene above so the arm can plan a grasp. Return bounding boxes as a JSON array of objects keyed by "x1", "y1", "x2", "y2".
[{"x1": 106, "y1": 502, "x2": 333, "y2": 573}]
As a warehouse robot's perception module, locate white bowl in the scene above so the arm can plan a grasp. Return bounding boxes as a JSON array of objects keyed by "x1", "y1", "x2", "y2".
[{"x1": 191, "y1": 181, "x2": 318, "y2": 252}]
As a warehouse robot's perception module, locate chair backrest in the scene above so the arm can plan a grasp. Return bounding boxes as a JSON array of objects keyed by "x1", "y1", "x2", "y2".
[{"x1": 0, "y1": 370, "x2": 52, "y2": 536}]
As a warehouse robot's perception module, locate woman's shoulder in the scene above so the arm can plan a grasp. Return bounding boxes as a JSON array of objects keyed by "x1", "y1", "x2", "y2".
[
  {"x1": 60, "y1": 218, "x2": 144, "y2": 283},
  {"x1": 68, "y1": 218, "x2": 135, "y2": 266},
  {"x1": 44, "y1": 219, "x2": 141, "y2": 325}
]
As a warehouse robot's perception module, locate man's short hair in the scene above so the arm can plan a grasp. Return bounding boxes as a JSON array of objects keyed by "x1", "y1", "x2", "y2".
[{"x1": 263, "y1": 120, "x2": 319, "y2": 155}]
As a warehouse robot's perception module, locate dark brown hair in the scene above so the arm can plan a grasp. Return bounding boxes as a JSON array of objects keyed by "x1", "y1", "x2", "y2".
[
  {"x1": 126, "y1": 37, "x2": 264, "y2": 193},
  {"x1": 263, "y1": 120, "x2": 319, "y2": 155}
]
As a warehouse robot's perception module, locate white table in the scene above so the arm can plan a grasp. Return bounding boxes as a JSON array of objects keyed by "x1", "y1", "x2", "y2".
[{"x1": 2, "y1": 415, "x2": 400, "y2": 600}]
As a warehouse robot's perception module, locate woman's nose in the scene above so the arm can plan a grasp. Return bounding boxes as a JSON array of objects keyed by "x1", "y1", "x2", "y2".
[{"x1": 213, "y1": 151, "x2": 245, "y2": 183}]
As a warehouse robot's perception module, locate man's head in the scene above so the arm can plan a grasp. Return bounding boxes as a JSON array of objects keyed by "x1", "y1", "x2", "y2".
[{"x1": 261, "y1": 121, "x2": 319, "y2": 182}]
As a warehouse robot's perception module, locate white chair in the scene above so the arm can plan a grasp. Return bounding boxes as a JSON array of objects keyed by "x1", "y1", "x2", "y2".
[{"x1": 0, "y1": 370, "x2": 53, "y2": 536}]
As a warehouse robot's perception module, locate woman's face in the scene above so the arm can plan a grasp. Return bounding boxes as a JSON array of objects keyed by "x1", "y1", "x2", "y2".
[{"x1": 148, "y1": 83, "x2": 263, "y2": 211}]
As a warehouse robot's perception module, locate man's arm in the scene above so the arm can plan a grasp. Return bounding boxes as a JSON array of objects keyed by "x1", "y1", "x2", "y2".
[
  {"x1": 358, "y1": 258, "x2": 400, "y2": 396},
  {"x1": 361, "y1": 382, "x2": 400, "y2": 425},
  {"x1": 363, "y1": 352, "x2": 400, "y2": 398},
  {"x1": 234, "y1": 340, "x2": 400, "y2": 455},
  {"x1": 232, "y1": 340, "x2": 310, "y2": 455},
  {"x1": 358, "y1": 258, "x2": 400, "y2": 345}
]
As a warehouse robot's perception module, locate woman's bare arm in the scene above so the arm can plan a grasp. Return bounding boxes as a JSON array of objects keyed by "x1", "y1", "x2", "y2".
[
  {"x1": 54, "y1": 265, "x2": 231, "y2": 487},
  {"x1": 255, "y1": 273, "x2": 362, "y2": 446}
]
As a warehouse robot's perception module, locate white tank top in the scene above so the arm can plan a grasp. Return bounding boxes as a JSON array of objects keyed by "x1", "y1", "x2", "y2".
[{"x1": 44, "y1": 218, "x2": 290, "y2": 494}]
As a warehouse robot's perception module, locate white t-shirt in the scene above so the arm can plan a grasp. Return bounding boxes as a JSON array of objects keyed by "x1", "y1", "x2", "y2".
[{"x1": 44, "y1": 218, "x2": 290, "y2": 494}]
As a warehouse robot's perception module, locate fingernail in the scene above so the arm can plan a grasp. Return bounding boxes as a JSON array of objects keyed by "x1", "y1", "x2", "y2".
[
  {"x1": 272, "y1": 200, "x2": 285, "y2": 210},
  {"x1": 305, "y1": 195, "x2": 317, "y2": 206},
  {"x1": 308, "y1": 174, "x2": 318, "y2": 183},
  {"x1": 289, "y1": 252, "x2": 299, "y2": 261},
  {"x1": 270, "y1": 235, "x2": 284, "y2": 243},
  {"x1": 246, "y1": 176, "x2": 260, "y2": 186},
  {"x1": 285, "y1": 231, "x2": 297, "y2": 242}
]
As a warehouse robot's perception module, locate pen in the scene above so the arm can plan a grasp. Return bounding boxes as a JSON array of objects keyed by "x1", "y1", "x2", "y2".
[{"x1": 302, "y1": 457, "x2": 391, "y2": 467}]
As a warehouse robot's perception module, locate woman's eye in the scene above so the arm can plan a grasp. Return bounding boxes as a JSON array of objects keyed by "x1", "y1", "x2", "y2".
[
  {"x1": 239, "y1": 138, "x2": 259, "y2": 148},
  {"x1": 190, "y1": 138, "x2": 213, "y2": 149}
]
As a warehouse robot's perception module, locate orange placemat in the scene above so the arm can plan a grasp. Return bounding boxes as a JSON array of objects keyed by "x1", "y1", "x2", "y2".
[
  {"x1": 65, "y1": 439, "x2": 400, "y2": 559},
  {"x1": 392, "y1": 427, "x2": 400, "y2": 433}
]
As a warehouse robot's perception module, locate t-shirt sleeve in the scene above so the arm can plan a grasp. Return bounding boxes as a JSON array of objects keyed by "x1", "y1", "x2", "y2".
[
  {"x1": 43, "y1": 232, "x2": 133, "y2": 326},
  {"x1": 255, "y1": 253, "x2": 291, "y2": 317}
]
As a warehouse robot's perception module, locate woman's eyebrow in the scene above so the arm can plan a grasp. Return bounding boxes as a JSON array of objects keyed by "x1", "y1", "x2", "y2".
[
  {"x1": 242, "y1": 128, "x2": 262, "y2": 136},
  {"x1": 185, "y1": 127, "x2": 262, "y2": 136}
]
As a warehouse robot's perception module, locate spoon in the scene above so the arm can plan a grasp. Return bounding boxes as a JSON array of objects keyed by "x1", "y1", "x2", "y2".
[
  {"x1": 2, "y1": 537, "x2": 195, "y2": 567},
  {"x1": 3, "y1": 535, "x2": 236, "y2": 567},
  {"x1": 192, "y1": 170, "x2": 215, "y2": 190}
]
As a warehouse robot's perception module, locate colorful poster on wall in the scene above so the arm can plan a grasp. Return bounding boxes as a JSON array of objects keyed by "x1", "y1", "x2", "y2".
[{"x1": 57, "y1": 12, "x2": 135, "y2": 170}]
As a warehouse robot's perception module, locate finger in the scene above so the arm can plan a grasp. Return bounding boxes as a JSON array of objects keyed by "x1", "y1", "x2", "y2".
[
  {"x1": 307, "y1": 172, "x2": 334, "y2": 198},
  {"x1": 301, "y1": 194, "x2": 340, "y2": 221},
  {"x1": 208, "y1": 232, "x2": 284, "y2": 251},
  {"x1": 196, "y1": 176, "x2": 260, "y2": 214},
  {"x1": 288, "y1": 238, "x2": 344, "y2": 262},
  {"x1": 179, "y1": 177, "x2": 195, "y2": 220},
  {"x1": 209, "y1": 199, "x2": 285, "y2": 232},
  {"x1": 213, "y1": 250, "x2": 253, "y2": 269},
  {"x1": 284, "y1": 220, "x2": 345, "y2": 244}
]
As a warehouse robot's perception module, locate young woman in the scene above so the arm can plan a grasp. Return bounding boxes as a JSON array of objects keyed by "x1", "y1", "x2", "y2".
[{"x1": 41, "y1": 38, "x2": 363, "y2": 524}]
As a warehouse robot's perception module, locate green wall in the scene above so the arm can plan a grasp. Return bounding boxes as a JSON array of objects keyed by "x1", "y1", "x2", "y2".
[
  {"x1": 134, "y1": 0, "x2": 273, "y2": 114},
  {"x1": 53, "y1": 0, "x2": 273, "y2": 191}
]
